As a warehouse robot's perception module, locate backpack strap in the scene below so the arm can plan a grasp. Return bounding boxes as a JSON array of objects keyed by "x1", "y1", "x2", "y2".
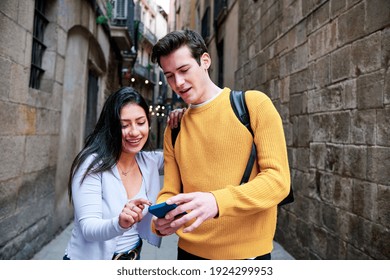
[
  {"x1": 230, "y1": 90, "x2": 257, "y2": 185},
  {"x1": 171, "y1": 122, "x2": 181, "y2": 148},
  {"x1": 230, "y1": 90, "x2": 294, "y2": 205}
]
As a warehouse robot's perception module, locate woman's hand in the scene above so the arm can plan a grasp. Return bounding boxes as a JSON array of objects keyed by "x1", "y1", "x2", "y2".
[
  {"x1": 119, "y1": 198, "x2": 152, "y2": 229},
  {"x1": 167, "y1": 108, "x2": 186, "y2": 129}
]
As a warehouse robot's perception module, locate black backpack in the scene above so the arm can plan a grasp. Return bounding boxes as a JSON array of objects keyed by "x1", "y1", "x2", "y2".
[{"x1": 171, "y1": 90, "x2": 294, "y2": 206}]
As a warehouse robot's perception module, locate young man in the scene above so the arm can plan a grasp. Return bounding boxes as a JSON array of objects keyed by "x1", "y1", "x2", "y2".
[{"x1": 151, "y1": 29, "x2": 290, "y2": 260}]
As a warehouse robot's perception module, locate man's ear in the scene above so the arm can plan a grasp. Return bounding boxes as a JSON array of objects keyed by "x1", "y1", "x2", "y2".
[{"x1": 200, "y1": 52, "x2": 211, "y2": 69}]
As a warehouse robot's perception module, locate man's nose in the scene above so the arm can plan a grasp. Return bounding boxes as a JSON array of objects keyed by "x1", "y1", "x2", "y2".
[{"x1": 175, "y1": 74, "x2": 185, "y2": 88}]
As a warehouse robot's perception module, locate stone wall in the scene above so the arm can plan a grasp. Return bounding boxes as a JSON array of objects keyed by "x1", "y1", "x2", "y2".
[
  {"x1": 0, "y1": 0, "x2": 58, "y2": 259},
  {"x1": 0, "y1": 0, "x2": 117, "y2": 259},
  {"x1": 236, "y1": 0, "x2": 389, "y2": 259}
]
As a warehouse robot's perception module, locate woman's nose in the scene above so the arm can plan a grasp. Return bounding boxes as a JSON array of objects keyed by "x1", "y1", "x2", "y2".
[{"x1": 125, "y1": 125, "x2": 139, "y2": 136}]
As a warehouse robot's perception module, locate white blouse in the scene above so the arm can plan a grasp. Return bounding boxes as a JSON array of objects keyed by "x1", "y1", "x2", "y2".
[{"x1": 65, "y1": 151, "x2": 163, "y2": 260}]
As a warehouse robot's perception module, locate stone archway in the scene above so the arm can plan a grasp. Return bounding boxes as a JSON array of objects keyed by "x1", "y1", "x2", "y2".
[{"x1": 54, "y1": 26, "x2": 106, "y2": 229}]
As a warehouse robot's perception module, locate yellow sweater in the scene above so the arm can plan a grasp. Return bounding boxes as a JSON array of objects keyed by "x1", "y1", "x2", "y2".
[{"x1": 157, "y1": 87, "x2": 290, "y2": 259}]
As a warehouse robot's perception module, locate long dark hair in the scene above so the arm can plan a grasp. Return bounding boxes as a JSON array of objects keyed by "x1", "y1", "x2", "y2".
[{"x1": 68, "y1": 87, "x2": 151, "y2": 202}]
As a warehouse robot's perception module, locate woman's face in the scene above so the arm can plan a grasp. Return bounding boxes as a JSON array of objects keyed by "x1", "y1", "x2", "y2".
[{"x1": 120, "y1": 103, "x2": 149, "y2": 155}]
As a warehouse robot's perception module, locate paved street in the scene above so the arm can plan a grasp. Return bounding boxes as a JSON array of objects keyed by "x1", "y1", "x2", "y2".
[{"x1": 32, "y1": 222, "x2": 295, "y2": 260}]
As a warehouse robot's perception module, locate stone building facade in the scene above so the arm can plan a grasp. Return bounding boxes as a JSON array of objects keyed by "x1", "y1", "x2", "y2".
[
  {"x1": 170, "y1": 0, "x2": 389, "y2": 259},
  {"x1": 0, "y1": 0, "x2": 160, "y2": 259}
]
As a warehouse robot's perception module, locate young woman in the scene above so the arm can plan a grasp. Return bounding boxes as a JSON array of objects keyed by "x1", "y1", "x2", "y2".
[{"x1": 64, "y1": 87, "x2": 183, "y2": 260}]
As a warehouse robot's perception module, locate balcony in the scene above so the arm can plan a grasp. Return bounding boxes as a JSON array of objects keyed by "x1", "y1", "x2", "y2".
[
  {"x1": 137, "y1": 21, "x2": 157, "y2": 46},
  {"x1": 109, "y1": 0, "x2": 135, "y2": 52},
  {"x1": 110, "y1": 25, "x2": 133, "y2": 51},
  {"x1": 132, "y1": 62, "x2": 156, "y2": 84}
]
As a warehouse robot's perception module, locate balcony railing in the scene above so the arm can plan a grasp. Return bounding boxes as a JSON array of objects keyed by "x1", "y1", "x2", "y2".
[{"x1": 137, "y1": 21, "x2": 157, "y2": 46}]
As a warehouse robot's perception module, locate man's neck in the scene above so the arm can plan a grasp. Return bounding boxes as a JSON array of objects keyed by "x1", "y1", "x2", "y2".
[{"x1": 190, "y1": 85, "x2": 223, "y2": 108}]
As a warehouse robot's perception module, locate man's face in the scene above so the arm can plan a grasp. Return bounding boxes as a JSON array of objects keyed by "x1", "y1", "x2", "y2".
[{"x1": 160, "y1": 46, "x2": 211, "y2": 105}]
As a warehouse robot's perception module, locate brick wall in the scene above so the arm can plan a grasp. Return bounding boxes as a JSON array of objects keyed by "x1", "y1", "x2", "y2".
[{"x1": 237, "y1": 0, "x2": 389, "y2": 259}]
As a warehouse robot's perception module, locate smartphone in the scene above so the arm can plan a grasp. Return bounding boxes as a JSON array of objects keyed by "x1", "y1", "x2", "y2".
[{"x1": 148, "y1": 202, "x2": 179, "y2": 218}]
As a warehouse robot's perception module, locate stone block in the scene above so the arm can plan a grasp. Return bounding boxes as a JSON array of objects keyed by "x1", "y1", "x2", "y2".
[
  {"x1": 0, "y1": 178, "x2": 19, "y2": 218},
  {"x1": 310, "y1": 113, "x2": 333, "y2": 142},
  {"x1": 16, "y1": 0, "x2": 34, "y2": 31},
  {"x1": 10, "y1": 62, "x2": 30, "y2": 104},
  {"x1": 295, "y1": 218, "x2": 312, "y2": 248},
  {"x1": 331, "y1": 45, "x2": 352, "y2": 82},
  {"x1": 356, "y1": 71, "x2": 384, "y2": 109},
  {"x1": 352, "y1": 180, "x2": 377, "y2": 221},
  {"x1": 307, "y1": 188, "x2": 323, "y2": 224},
  {"x1": 308, "y1": 21, "x2": 337, "y2": 60},
  {"x1": 371, "y1": 222, "x2": 390, "y2": 259},
  {"x1": 312, "y1": 55, "x2": 331, "y2": 89},
  {"x1": 383, "y1": 27, "x2": 390, "y2": 69},
  {"x1": 307, "y1": 0, "x2": 330, "y2": 34},
  {"x1": 377, "y1": 108, "x2": 390, "y2": 146},
  {"x1": 310, "y1": 225, "x2": 328, "y2": 259},
  {"x1": 298, "y1": 115, "x2": 310, "y2": 147},
  {"x1": 385, "y1": 68, "x2": 390, "y2": 105},
  {"x1": 319, "y1": 172, "x2": 336, "y2": 203},
  {"x1": 333, "y1": 176, "x2": 353, "y2": 211},
  {"x1": 0, "y1": 0, "x2": 18, "y2": 19},
  {"x1": 337, "y1": 2, "x2": 365, "y2": 46},
  {"x1": 323, "y1": 85, "x2": 344, "y2": 111},
  {"x1": 0, "y1": 13, "x2": 28, "y2": 64},
  {"x1": 310, "y1": 142, "x2": 326, "y2": 169},
  {"x1": 365, "y1": 0, "x2": 390, "y2": 34},
  {"x1": 367, "y1": 147, "x2": 390, "y2": 185},
  {"x1": 351, "y1": 109, "x2": 376, "y2": 145},
  {"x1": 332, "y1": 111, "x2": 350, "y2": 143},
  {"x1": 308, "y1": 89, "x2": 322, "y2": 113},
  {"x1": 327, "y1": 234, "x2": 347, "y2": 259},
  {"x1": 342, "y1": 79, "x2": 357, "y2": 109},
  {"x1": 330, "y1": 0, "x2": 347, "y2": 19},
  {"x1": 24, "y1": 136, "x2": 51, "y2": 173},
  {"x1": 290, "y1": 68, "x2": 314, "y2": 93},
  {"x1": 36, "y1": 108, "x2": 61, "y2": 135},
  {"x1": 346, "y1": 243, "x2": 371, "y2": 259},
  {"x1": 346, "y1": 214, "x2": 372, "y2": 251},
  {"x1": 0, "y1": 57, "x2": 11, "y2": 99},
  {"x1": 343, "y1": 145, "x2": 367, "y2": 179},
  {"x1": 352, "y1": 32, "x2": 382, "y2": 75},
  {"x1": 325, "y1": 143, "x2": 344, "y2": 174},
  {"x1": 282, "y1": 0, "x2": 303, "y2": 32},
  {"x1": 0, "y1": 136, "x2": 25, "y2": 181},
  {"x1": 302, "y1": 0, "x2": 328, "y2": 18},
  {"x1": 322, "y1": 203, "x2": 339, "y2": 233},
  {"x1": 377, "y1": 185, "x2": 390, "y2": 226}
]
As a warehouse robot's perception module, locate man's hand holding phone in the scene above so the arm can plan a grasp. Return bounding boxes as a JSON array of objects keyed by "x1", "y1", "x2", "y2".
[
  {"x1": 150, "y1": 192, "x2": 218, "y2": 235},
  {"x1": 149, "y1": 201, "x2": 186, "y2": 236}
]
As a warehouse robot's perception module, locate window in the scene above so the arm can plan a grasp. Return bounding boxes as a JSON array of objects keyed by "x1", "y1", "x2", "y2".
[
  {"x1": 113, "y1": 0, "x2": 128, "y2": 19},
  {"x1": 29, "y1": 0, "x2": 48, "y2": 89},
  {"x1": 201, "y1": 7, "x2": 210, "y2": 41},
  {"x1": 84, "y1": 71, "x2": 99, "y2": 139}
]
